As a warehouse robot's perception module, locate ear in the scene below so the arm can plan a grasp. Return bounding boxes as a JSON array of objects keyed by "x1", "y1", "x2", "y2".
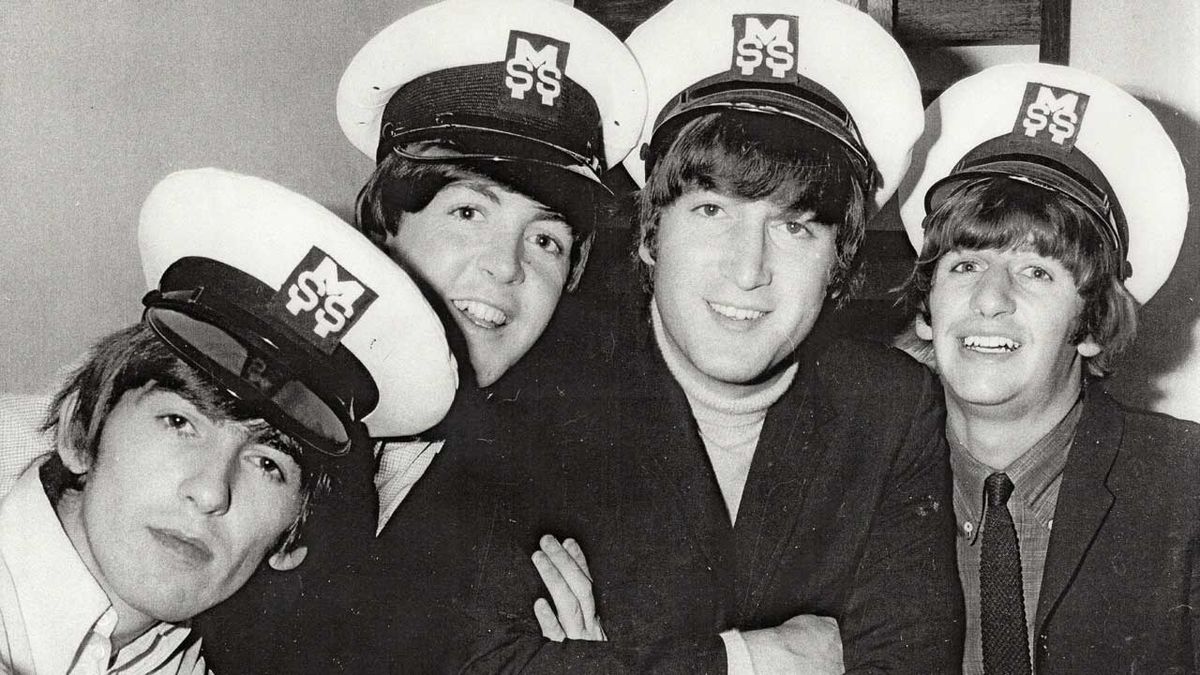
[
  {"x1": 638, "y1": 241, "x2": 656, "y2": 266},
  {"x1": 268, "y1": 544, "x2": 307, "y2": 571},
  {"x1": 914, "y1": 314, "x2": 934, "y2": 341},
  {"x1": 1076, "y1": 336, "x2": 1102, "y2": 358},
  {"x1": 54, "y1": 392, "x2": 91, "y2": 474}
]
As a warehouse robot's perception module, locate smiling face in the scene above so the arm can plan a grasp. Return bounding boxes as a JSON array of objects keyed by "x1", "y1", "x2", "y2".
[
  {"x1": 383, "y1": 179, "x2": 573, "y2": 387},
  {"x1": 56, "y1": 384, "x2": 305, "y2": 627},
  {"x1": 922, "y1": 245, "x2": 1099, "y2": 421},
  {"x1": 647, "y1": 188, "x2": 837, "y2": 387}
]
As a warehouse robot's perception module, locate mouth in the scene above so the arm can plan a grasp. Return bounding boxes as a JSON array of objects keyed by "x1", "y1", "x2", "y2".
[
  {"x1": 149, "y1": 527, "x2": 214, "y2": 566},
  {"x1": 452, "y1": 299, "x2": 509, "y2": 329},
  {"x1": 961, "y1": 335, "x2": 1022, "y2": 354},
  {"x1": 708, "y1": 301, "x2": 766, "y2": 322}
]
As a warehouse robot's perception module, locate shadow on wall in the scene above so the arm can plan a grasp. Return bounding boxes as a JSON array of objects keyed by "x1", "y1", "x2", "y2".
[{"x1": 1106, "y1": 98, "x2": 1200, "y2": 412}]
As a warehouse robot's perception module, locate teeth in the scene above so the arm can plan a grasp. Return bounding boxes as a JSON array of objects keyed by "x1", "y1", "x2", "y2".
[
  {"x1": 963, "y1": 335, "x2": 1021, "y2": 352},
  {"x1": 453, "y1": 300, "x2": 508, "y2": 328},
  {"x1": 709, "y1": 302, "x2": 764, "y2": 321}
]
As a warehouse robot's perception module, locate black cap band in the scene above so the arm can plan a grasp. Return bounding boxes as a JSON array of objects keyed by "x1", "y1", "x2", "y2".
[
  {"x1": 927, "y1": 135, "x2": 1129, "y2": 277},
  {"x1": 644, "y1": 75, "x2": 877, "y2": 195},
  {"x1": 377, "y1": 63, "x2": 605, "y2": 176}
]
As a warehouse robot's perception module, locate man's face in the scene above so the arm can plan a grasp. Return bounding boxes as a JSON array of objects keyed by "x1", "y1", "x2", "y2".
[
  {"x1": 384, "y1": 179, "x2": 573, "y2": 387},
  {"x1": 924, "y1": 245, "x2": 1098, "y2": 419},
  {"x1": 57, "y1": 385, "x2": 305, "y2": 624},
  {"x1": 647, "y1": 189, "x2": 837, "y2": 386}
]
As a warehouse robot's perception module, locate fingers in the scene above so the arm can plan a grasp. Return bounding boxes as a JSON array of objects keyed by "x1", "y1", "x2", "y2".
[
  {"x1": 538, "y1": 535, "x2": 597, "y2": 624},
  {"x1": 534, "y1": 598, "x2": 566, "y2": 642},
  {"x1": 562, "y1": 537, "x2": 592, "y2": 581},
  {"x1": 530, "y1": 534, "x2": 607, "y2": 641},
  {"x1": 531, "y1": 541, "x2": 586, "y2": 637}
]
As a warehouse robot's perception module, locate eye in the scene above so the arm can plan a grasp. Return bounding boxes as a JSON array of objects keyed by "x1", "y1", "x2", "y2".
[
  {"x1": 949, "y1": 260, "x2": 979, "y2": 274},
  {"x1": 158, "y1": 413, "x2": 197, "y2": 437},
  {"x1": 250, "y1": 455, "x2": 288, "y2": 484},
  {"x1": 529, "y1": 232, "x2": 565, "y2": 256},
  {"x1": 1023, "y1": 266, "x2": 1054, "y2": 281},
  {"x1": 694, "y1": 203, "x2": 724, "y2": 218},
  {"x1": 783, "y1": 220, "x2": 813, "y2": 238},
  {"x1": 451, "y1": 205, "x2": 483, "y2": 221}
]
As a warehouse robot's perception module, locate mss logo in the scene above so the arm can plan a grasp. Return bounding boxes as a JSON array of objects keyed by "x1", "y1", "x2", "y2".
[
  {"x1": 273, "y1": 247, "x2": 378, "y2": 353},
  {"x1": 504, "y1": 30, "x2": 571, "y2": 106},
  {"x1": 1014, "y1": 82, "x2": 1091, "y2": 150},
  {"x1": 731, "y1": 14, "x2": 798, "y2": 81}
]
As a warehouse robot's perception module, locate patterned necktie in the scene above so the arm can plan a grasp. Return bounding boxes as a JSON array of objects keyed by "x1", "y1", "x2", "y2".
[{"x1": 980, "y1": 472, "x2": 1032, "y2": 675}]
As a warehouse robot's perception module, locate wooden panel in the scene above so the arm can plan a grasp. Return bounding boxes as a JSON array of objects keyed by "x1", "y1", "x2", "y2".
[
  {"x1": 839, "y1": 0, "x2": 895, "y2": 33},
  {"x1": 895, "y1": 0, "x2": 1041, "y2": 45},
  {"x1": 1040, "y1": 0, "x2": 1071, "y2": 64}
]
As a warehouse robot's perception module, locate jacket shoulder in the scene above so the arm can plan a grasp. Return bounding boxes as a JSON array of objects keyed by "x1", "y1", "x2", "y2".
[{"x1": 807, "y1": 338, "x2": 939, "y2": 407}]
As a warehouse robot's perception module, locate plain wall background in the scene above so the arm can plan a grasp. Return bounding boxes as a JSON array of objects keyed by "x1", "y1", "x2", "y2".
[{"x1": 2, "y1": 1, "x2": 1198, "y2": 421}]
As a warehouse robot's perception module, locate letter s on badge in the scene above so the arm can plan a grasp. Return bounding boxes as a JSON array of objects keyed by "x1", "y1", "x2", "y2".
[
  {"x1": 1013, "y1": 82, "x2": 1090, "y2": 151},
  {"x1": 271, "y1": 247, "x2": 379, "y2": 354},
  {"x1": 504, "y1": 30, "x2": 571, "y2": 107},
  {"x1": 731, "y1": 14, "x2": 799, "y2": 83}
]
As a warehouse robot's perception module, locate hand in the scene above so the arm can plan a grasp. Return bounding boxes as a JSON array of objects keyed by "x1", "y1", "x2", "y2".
[
  {"x1": 741, "y1": 614, "x2": 843, "y2": 674},
  {"x1": 530, "y1": 534, "x2": 607, "y2": 642}
]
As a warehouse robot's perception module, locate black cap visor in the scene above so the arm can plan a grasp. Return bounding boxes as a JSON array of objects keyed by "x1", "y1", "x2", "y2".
[
  {"x1": 143, "y1": 260, "x2": 379, "y2": 457},
  {"x1": 387, "y1": 127, "x2": 611, "y2": 236}
]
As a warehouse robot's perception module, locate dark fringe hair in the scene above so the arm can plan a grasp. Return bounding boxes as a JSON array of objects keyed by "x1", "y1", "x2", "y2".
[
  {"x1": 898, "y1": 177, "x2": 1138, "y2": 376},
  {"x1": 636, "y1": 112, "x2": 868, "y2": 300},
  {"x1": 41, "y1": 322, "x2": 333, "y2": 552}
]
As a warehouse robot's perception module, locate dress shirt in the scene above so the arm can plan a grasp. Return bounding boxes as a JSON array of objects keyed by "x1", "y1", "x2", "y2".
[
  {"x1": 374, "y1": 439, "x2": 444, "y2": 533},
  {"x1": 952, "y1": 399, "x2": 1083, "y2": 675},
  {"x1": 0, "y1": 460, "x2": 206, "y2": 674}
]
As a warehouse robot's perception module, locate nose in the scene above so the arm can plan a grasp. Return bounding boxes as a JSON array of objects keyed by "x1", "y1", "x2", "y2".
[
  {"x1": 722, "y1": 219, "x2": 771, "y2": 290},
  {"x1": 971, "y1": 266, "x2": 1017, "y2": 318},
  {"x1": 179, "y1": 446, "x2": 235, "y2": 516},
  {"x1": 479, "y1": 228, "x2": 526, "y2": 285}
]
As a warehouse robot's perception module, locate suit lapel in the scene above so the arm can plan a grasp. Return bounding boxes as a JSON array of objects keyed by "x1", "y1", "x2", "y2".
[
  {"x1": 632, "y1": 336, "x2": 731, "y2": 573},
  {"x1": 732, "y1": 359, "x2": 834, "y2": 619},
  {"x1": 1035, "y1": 385, "x2": 1121, "y2": 631}
]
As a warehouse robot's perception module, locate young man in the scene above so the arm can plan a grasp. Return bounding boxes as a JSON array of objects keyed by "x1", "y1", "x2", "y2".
[
  {"x1": 194, "y1": 2, "x2": 648, "y2": 672},
  {"x1": 0, "y1": 168, "x2": 456, "y2": 673},
  {"x1": 462, "y1": 1, "x2": 963, "y2": 672},
  {"x1": 897, "y1": 62, "x2": 1196, "y2": 673}
]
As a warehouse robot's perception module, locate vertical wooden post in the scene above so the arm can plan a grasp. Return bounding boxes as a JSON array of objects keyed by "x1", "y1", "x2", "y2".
[{"x1": 1040, "y1": 0, "x2": 1071, "y2": 64}]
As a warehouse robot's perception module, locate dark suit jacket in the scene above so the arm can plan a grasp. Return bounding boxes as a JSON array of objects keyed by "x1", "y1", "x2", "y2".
[
  {"x1": 1033, "y1": 383, "x2": 1200, "y2": 673},
  {"x1": 451, "y1": 323, "x2": 963, "y2": 673}
]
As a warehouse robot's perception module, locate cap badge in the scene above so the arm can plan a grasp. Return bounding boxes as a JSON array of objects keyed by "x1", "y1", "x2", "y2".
[
  {"x1": 730, "y1": 14, "x2": 799, "y2": 82},
  {"x1": 1012, "y1": 82, "x2": 1090, "y2": 151},
  {"x1": 272, "y1": 247, "x2": 378, "y2": 353},
  {"x1": 504, "y1": 30, "x2": 570, "y2": 106}
]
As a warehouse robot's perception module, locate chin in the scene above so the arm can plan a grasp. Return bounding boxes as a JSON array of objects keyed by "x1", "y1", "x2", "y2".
[{"x1": 694, "y1": 354, "x2": 771, "y2": 386}]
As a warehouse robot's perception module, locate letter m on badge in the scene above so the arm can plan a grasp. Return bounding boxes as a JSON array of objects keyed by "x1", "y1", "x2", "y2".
[
  {"x1": 731, "y1": 14, "x2": 799, "y2": 82},
  {"x1": 504, "y1": 30, "x2": 570, "y2": 107},
  {"x1": 270, "y1": 247, "x2": 378, "y2": 354},
  {"x1": 1012, "y1": 82, "x2": 1090, "y2": 151}
]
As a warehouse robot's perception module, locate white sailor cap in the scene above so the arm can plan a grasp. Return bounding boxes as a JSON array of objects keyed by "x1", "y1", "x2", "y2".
[
  {"x1": 898, "y1": 62, "x2": 1189, "y2": 304},
  {"x1": 138, "y1": 169, "x2": 458, "y2": 455},
  {"x1": 337, "y1": 0, "x2": 646, "y2": 228},
  {"x1": 622, "y1": 0, "x2": 923, "y2": 210}
]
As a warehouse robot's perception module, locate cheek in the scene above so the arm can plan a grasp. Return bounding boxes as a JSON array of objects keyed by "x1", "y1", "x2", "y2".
[{"x1": 228, "y1": 489, "x2": 303, "y2": 561}]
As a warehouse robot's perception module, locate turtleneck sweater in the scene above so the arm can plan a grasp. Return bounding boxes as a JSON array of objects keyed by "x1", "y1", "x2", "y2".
[{"x1": 651, "y1": 303, "x2": 798, "y2": 524}]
